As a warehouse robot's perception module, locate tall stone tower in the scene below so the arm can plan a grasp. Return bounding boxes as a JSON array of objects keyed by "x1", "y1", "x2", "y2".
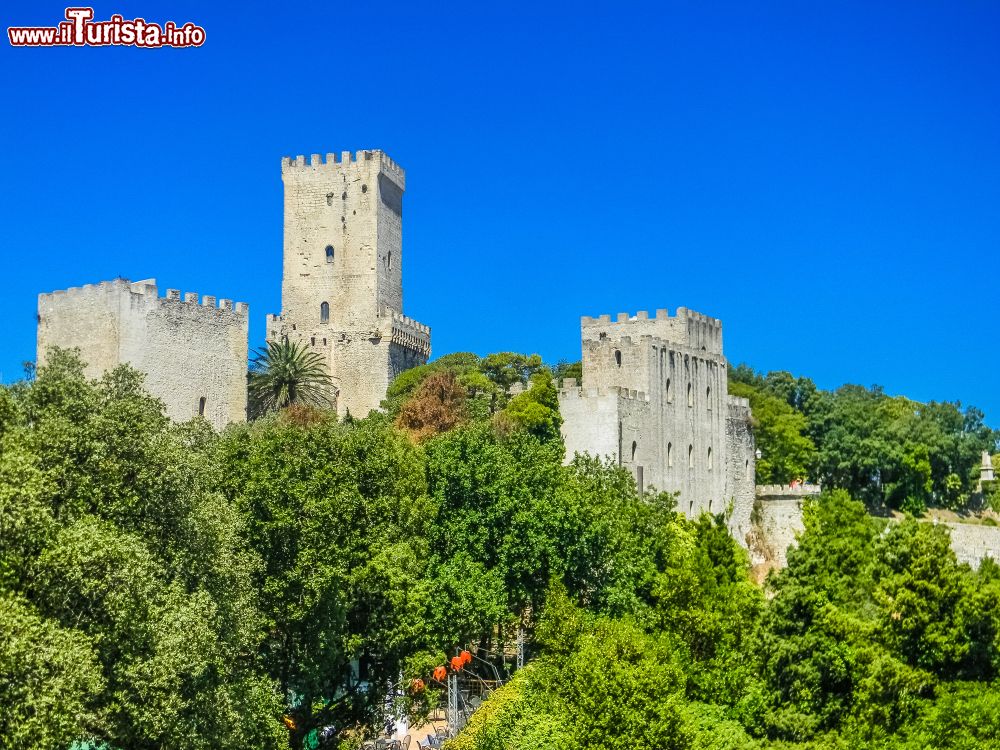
[
  {"x1": 266, "y1": 150, "x2": 431, "y2": 417},
  {"x1": 558, "y1": 307, "x2": 757, "y2": 542}
]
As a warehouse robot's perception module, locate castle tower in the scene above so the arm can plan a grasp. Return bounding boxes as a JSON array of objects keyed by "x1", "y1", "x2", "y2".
[
  {"x1": 267, "y1": 150, "x2": 430, "y2": 418},
  {"x1": 558, "y1": 307, "x2": 755, "y2": 540},
  {"x1": 38, "y1": 278, "x2": 249, "y2": 432}
]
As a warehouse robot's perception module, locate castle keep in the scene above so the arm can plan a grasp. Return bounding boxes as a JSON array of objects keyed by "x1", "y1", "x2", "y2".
[
  {"x1": 266, "y1": 150, "x2": 431, "y2": 418},
  {"x1": 559, "y1": 307, "x2": 757, "y2": 533},
  {"x1": 36, "y1": 279, "x2": 248, "y2": 431},
  {"x1": 37, "y1": 148, "x2": 430, "y2": 429}
]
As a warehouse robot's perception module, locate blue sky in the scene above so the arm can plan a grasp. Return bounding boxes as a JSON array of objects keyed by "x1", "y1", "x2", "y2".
[{"x1": 2, "y1": 1, "x2": 998, "y2": 424}]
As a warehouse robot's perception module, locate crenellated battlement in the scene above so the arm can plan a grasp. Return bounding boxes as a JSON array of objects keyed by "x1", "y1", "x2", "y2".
[
  {"x1": 388, "y1": 309, "x2": 431, "y2": 355},
  {"x1": 41, "y1": 278, "x2": 248, "y2": 316},
  {"x1": 580, "y1": 305, "x2": 723, "y2": 355},
  {"x1": 37, "y1": 278, "x2": 248, "y2": 432},
  {"x1": 727, "y1": 395, "x2": 752, "y2": 422},
  {"x1": 281, "y1": 149, "x2": 405, "y2": 190},
  {"x1": 557, "y1": 380, "x2": 651, "y2": 403},
  {"x1": 387, "y1": 308, "x2": 430, "y2": 337}
]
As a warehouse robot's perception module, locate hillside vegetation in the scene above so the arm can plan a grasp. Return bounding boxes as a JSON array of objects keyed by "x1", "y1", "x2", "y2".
[{"x1": 0, "y1": 349, "x2": 997, "y2": 750}]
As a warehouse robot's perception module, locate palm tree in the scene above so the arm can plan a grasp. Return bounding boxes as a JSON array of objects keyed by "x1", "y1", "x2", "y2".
[{"x1": 248, "y1": 339, "x2": 336, "y2": 418}]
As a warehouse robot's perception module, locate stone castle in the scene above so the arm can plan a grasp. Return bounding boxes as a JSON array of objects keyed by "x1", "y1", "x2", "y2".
[
  {"x1": 36, "y1": 147, "x2": 751, "y2": 522},
  {"x1": 37, "y1": 279, "x2": 249, "y2": 431},
  {"x1": 33, "y1": 146, "x2": 1000, "y2": 570},
  {"x1": 37, "y1": 149, "x2": 430, "y2": 430},
  {"x1": 558, "y1": 309, "x2": 756, "y2": 533},
  {"x1": 266, "y1": 151, "x2": 430, "y2": 418}
]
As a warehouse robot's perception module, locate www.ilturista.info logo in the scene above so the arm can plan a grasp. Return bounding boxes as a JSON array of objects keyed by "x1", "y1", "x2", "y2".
[{"x1": 8, "y1": 7, "x2": 205, "y2": 48}]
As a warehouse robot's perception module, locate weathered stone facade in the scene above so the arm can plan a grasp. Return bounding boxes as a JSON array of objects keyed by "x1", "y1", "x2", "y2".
[
  {"x1": 266, "y1": 150, "x2": 431, "y2": 418},
  {"x1": 559, "y1": 308, "x2": 756, "y2": 529},
  {"x1": 749, "y1": 484, "x2": 819, "y2": 570},
  {"x1": 750, "y1": 484, "x2": 1000, "y2": 572},
  {"x1": 37, "y1": 278, "x2": 248, "y2": 431}
]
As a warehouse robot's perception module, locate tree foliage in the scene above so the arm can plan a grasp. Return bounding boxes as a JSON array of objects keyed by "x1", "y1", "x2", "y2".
[
  {"x1": 731, "y1": 365, "x2": 997, "y2": 513},
  {"x1": 3, "y1": 348, "x2": 998, "y2": 750},
  {"x1": 249, "y1": 339, "x2": 335, "y2": 419}
]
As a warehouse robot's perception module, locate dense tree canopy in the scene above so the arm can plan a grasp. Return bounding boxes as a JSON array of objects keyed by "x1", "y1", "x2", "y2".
[
  {"x1": 730, "y1": 365, "x2": 997, "y2": 513},
  {"x1": 1, "y1": 349, "x2": 997, "y2": 750}
]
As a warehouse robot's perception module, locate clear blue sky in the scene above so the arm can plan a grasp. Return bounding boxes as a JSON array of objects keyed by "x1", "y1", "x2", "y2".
[{"x1": 2, "y1": 1, "x2": 998, "y2": 424}]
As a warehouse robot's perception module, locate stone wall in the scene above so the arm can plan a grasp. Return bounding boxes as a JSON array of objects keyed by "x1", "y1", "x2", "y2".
[
  {"x1": 749, "y1": 485, "x2": 820, "y2": 569},
  {"x1": 726, "y1": 396, "x2": 756, "y2": 545},
  {"x1": 558, "y1": 307, "x2": 754, "y2": 525},
  {"x1": 38, "y1": 278, "x2": 248, "y2": 431},
  {"x1": 271, "y1": 150, "x2": 429, "y2": 418},
  {"x1": 940, "y1": 522, "x2": 1000, "y2": 569},
  {"x1": 748, "y1": 487, "x2": 1000, "y2": 573}
]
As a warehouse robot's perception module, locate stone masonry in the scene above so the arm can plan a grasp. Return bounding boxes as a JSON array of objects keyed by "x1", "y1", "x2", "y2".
[
  {"x1": 559, "y1": 307, "x2": 757, "y2": 535},
  {"x1": 266, "y1": 150, "x2": 431, "y2": 418},
  {"x1": 751, "y1": 484, "x2": 1000, "y2": 572},
  {"x1": 37, "y1": 278, "x2": 248, "y2": 431}
]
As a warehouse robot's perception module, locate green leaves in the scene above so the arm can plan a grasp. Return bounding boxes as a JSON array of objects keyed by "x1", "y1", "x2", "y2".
[
  {"x1": 218, "y1": 412, "x2": 432, "y2": 739},
  {"x1": 248, "y1": 339, "x2": 335, "y2": 418},
  {"x1": 0, "y1": 350, "x2": 286, "y2": 750},
  {"x1": 0, "y1": 594, "x2": 104, "y2": 750},
  {"x1": 729, "y1": 380, "x2": 815, "y2": 484}
]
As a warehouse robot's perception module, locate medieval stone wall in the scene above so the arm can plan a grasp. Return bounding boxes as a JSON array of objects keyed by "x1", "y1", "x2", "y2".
[
  {"x1": 37, "y1": 278, "x2": 248, "y2": 431},
  {"x1": 749, "y1": 487, "x2": 1000, "y2": 573},
  {"x1": 558, "y1": 308, "x2": 754, "y2": 523},
  {"x1": 940, "y1": 522, "x2": 1000, "y2": 568},
  {"x1": 726, "y1": 396, "x2": 757, "y2": 544},
  {"x1": 271, "y1": 150, "x2": 429, "y2": 418}
]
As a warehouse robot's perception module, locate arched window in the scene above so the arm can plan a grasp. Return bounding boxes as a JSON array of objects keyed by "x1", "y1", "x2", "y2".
[
  {"x1": 666, "y1": 378, "x2": 672, "y2": 402},
  {"x1": 688, "y1": 444, "x2": 694, "y2": 468},
  {"x1": 706, "y1": 385, "x2": 712, "y2": 409},
  {"x1": 387, "y1": 251, "x2": 392, "y2": 270},
  {"x1": 707, "y1": 447, "x2": 713, "y2": 470},
  {"x1": 687, "y1": 382, "x2": 693, "y2": 407},
  {"x1": 325, "y1": 245, "x2": 334, "y2": 263},
  {"x1": 320, "y1": 301, "x2": 329, "y2": 323},
  {"x1": 198, "y1": 397, "x2": 206, "y2": 416},
  {"x1": 614, "y1": 350, "x2": 622, "y2": 368},
  {"x1": 667, "y1": 442, "x2": 673, "y2": 467},
  {"x1": 631, "y1": 441, "x2": 638, "y2": 462}
]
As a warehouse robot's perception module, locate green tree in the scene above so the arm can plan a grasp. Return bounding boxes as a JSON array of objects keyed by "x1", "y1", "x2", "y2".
[
  {"x1": 0, "y1": 594, "x2": 104, "y2": 750},
  {"x1": 729, "y1": 380, "x2": 816, "y2": 484},
  {"x1": 423, "y1": 421, "x2": 567, "y2": 625},
  {"x1": 248, "y1": 340, "x2": 335, "y2": 419},
  {"x1": 501, "y1": 371, "x2": 563, "y2": 444},
  {"x1": 0, "y1": 349, "x2": 286, "y2": 750},
  {"x1": 218, "y1": 413, "x2": 431, "y2": 745}
]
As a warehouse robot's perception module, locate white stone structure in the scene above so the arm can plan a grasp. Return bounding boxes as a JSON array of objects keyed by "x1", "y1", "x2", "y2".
[
  {"x1": 981, "y1": 451, "x2": 995, "y2": 483},
  {"x1": 266, "y1": 150, "x2": 431, "y2": 418},
  {"x1": 559, "y1": 307, "x2": 757, "y2": 533},
  {"x1": 37, "y1": 278, "x2": 248, "y2": 431},
  {"x1": 750, "y1": 484, "x2": 821, "y2": 569},
  {"x1": 749, "y1": 484, "x2": 1000, "y2": 572}
]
